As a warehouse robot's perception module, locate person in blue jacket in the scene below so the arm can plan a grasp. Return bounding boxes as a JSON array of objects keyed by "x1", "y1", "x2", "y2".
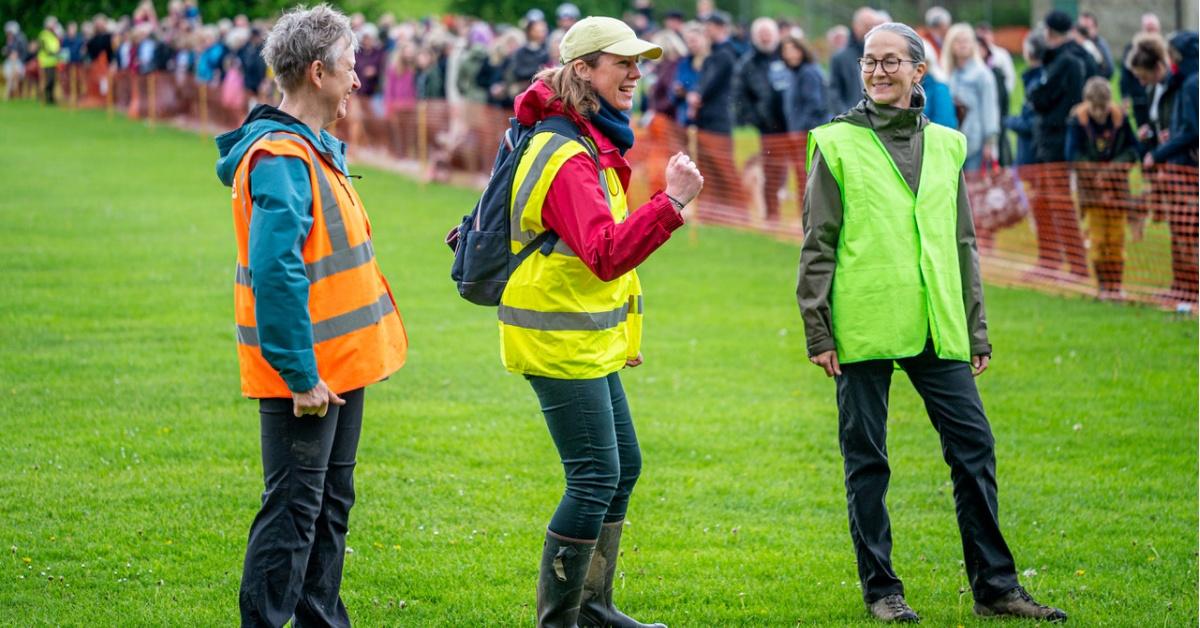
[{"x1": 921, "y1": 71, "x2": 957, "y2": 127}]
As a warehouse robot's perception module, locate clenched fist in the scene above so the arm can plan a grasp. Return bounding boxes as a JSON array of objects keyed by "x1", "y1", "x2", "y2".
[{"x1": 664, "y1": 152, "x2": 704, "y2": 208}]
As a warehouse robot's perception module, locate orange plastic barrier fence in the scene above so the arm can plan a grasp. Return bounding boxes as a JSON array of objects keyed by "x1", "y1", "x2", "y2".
[{"x1": 88, "y1": 70, "x2": 1199, "y2": 309}]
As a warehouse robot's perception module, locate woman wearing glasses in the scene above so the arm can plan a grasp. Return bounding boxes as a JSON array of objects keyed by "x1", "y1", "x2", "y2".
[{"x1": 797, "y1": 22, "x2": 1067, "y2": 624}]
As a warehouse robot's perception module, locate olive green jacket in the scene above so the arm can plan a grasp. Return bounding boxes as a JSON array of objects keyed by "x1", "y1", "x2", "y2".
[{"x1": 797, "y1": 96, "x2": 990, "y2": 358}]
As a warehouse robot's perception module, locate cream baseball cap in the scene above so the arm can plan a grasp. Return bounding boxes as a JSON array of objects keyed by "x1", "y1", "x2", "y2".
[{"x1": 558, "y1": 16, "x2": 662, "y2": 63}]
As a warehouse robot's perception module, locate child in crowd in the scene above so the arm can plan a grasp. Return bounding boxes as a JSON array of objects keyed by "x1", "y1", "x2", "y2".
[{"x1": 1066, "y1": 76, "x2": 1141, "y2": 300}]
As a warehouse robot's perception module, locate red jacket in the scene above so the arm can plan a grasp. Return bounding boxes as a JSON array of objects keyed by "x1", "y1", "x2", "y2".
[{"x1": 514, "y1": 81, "x2": 685, "y2": 282}]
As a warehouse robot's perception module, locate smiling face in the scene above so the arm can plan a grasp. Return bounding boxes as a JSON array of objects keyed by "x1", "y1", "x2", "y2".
[
  {"x1": 578, "y1": 52, "x2": 642, "y2": 111},
  {"x1": 317, "y1": 37, "x2": 360, "y2": 125},
  {"x1": 861, "y1": 30, "x2": 925, "y2": 108}
]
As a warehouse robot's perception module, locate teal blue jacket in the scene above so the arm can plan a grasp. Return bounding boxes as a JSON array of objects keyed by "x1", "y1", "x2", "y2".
[{"x1": 215, "y1": 105, "x2": 352, "y2": 393}]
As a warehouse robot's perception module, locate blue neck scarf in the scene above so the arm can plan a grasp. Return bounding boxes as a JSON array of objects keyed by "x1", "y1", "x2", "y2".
[{"x1": 589, "y1": 97, "x2": 635, "y2": 155}]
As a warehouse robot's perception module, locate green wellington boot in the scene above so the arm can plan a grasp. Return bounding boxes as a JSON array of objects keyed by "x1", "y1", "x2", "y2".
[
  {"x1": 579, "y1": 521, "x2": 666, "y2": 628},
  {"x1": 538, "y1": 532, "x2": 597, "y2": 628}
]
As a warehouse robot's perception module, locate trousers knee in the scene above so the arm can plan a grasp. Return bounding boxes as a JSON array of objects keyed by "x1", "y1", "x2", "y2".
[
  {"x1": 617, "y1": 457, "x2": 642, "y2": 495},
  {"x1": 565, "y1": 454, "x2": 620, "y2": 510}
]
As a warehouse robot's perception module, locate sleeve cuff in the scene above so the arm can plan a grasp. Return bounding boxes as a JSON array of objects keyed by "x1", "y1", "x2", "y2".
[
  {"x1": 807, "y1": 338, "x2": 836, "y2": 357},
  {"x1": 650, "y1": 191, "x2": 686, "y2": 232},
  {"x1": 971, "y1": 343, "x2": 992, "y2": 357},
  {"x1": 283, "y1": 364, "x2": 320, "y2": 394}
]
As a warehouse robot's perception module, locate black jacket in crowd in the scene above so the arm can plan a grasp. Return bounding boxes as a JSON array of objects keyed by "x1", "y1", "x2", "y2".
[
  {"x1": 732, "y1": 48, "x2": 788, "y2": 134},
  {"x1": 1027, "y1": 41, "x2": 1088, "y2": 163},
  {"x1": 1118, "y1": 41, "x2": 1151, "y2": 127},
  {"x1": 827, "y1": 36, "x2": 864, "y2": 117},
  {"x1": 1061, "y1": 39, "x2": 1102, "y2": 81},
  {"x1": 239, "y1": 42, "x2": 266, "y2": 93},
  {"x1": 694, "y1": 39, "x2": 738, "y2": 133}
]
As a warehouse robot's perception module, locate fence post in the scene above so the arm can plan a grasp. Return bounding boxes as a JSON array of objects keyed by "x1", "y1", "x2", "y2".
[
  {"x1": 687, "y1": 125, "x2": 700, "y2": 245},
  {"x1": 417, "y1": 100, "x2": 428, "y2": 184},
  {"x1": 198, "y1": 83, "x2": 208, "y2": 137},
  {"x1": 105, "y1": 70, "x2": 114, "y2": 120},
  {"x1": 69, "y1": 64, "x2": 78, "y2": 108},
  {"x1": 147, "y1": 73, "x2": 157, "y2": 128}
]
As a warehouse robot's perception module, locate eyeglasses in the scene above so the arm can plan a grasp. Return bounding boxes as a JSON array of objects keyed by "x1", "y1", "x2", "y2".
[{"x1": 858, "y1": 57, "x2": 919, "y2": 74}]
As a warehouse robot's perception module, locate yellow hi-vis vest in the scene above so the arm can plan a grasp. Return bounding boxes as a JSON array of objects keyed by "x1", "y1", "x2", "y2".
[
  {"x1": 807, "y1": 121, "x2": 970, "y2": 364},
  {"x1": 498, "y1": 130, "x2": 643, "y2": 379}
]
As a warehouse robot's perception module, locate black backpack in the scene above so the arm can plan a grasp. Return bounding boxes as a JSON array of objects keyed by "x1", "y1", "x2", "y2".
[{"x1": 447, "y1": 115, "x2": 597, "y2": 306}]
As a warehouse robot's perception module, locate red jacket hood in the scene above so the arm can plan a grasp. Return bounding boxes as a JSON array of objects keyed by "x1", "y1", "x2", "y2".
[{"x1": 514, "y1": 79, "x2": 625, "y2": 167}]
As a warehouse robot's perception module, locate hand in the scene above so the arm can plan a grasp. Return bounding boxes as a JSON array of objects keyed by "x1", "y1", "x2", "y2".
[
  {"x1": 625, "y1": 352, "x2": 644, "y2": 368},
  {"x1": 1142, "y1": 152, "x2": 1156, "y2": 170},
  {"x1": 809, "y1": 350, "x2": 841, "y2": 377},
  {"x1": 292, "y1": 379, "x2": 346, "y2": 418},
  {"x1": 971, "y1": 354, "x2": 990, "y2": 377},
  {"x1": 686, "y1": 92, "x2": 701, "y2": 110},
  {"x1": 1137, "y1": 124, "x2": 1153, "y2": 140},
  {"x1": 664, "y1": 152, "x2": 703, "y2": 207}
]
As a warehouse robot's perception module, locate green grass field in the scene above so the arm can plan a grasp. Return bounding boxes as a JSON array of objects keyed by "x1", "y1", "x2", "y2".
[{"x1": 0, "y1": 101, "x2": 1196, "y2": 626}]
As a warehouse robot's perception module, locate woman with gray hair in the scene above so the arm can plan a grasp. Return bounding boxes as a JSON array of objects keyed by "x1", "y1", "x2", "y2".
[
  {"x1": 214, "y1": 4, "x2": 409, "y2": 626},
  {"x1": 797, "y1": 21, "x2": 1067, "y2": 624}
]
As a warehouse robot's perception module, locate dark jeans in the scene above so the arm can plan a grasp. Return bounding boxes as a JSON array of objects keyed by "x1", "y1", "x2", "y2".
[
  {"x1": 835, "y1": 342, "x2": 1018, "y2": 604},
  {"x1": 43, "y1": 66, "x2": 56, "y2": 104},
  {"x1": 528, "y1": 372, "x2": 642, "y2": 541},
  {"x1": 239, "y1": 388, "x2": 365, "y2": 628}
]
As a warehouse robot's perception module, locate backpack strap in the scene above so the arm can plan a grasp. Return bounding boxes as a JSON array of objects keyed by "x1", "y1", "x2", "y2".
[
  {"x1": 514, "y1": 115, "x2": 602, "y2": 260},
  {"x1": 538, "y1": 115, "x2": 600, "y2": 167},
  {"x1": 513, "y1": 229, "x2": 556, "y2": 266}
]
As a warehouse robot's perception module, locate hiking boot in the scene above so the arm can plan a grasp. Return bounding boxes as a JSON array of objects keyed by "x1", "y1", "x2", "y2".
[
  {"x1": 974, "y1": 586, "x2": 1068, "y2": 622},
  {"x1": 537, "y1": 532, "x2": 597, "y2": 628},
  {"x1": 868, "y1": 593, "x2": 920, "y2": 623},
  {"x1": 578, "y1": 520, "x2": 666, "y2": 628}
]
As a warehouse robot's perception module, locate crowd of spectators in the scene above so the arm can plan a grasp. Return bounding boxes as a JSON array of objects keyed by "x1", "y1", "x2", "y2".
[{"x1": 4, "y1": 2, "x2": 1196, "y2": 300}]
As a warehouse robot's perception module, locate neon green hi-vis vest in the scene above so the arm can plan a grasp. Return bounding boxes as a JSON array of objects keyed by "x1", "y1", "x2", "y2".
[
  {"x1": 37, "y1": 29, "x2": 61, "y2": 69},
  {"x1": 807, "y1": 120, "x2": 970, "y2": 364},
  {"x1": 498, "y1": 130, "x2": 643, "y2": 379}
]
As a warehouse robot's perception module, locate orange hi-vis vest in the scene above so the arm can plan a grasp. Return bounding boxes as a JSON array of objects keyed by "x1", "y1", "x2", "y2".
[{"x1": 230, "y1": 131, "x2": 407, "y2": 398}]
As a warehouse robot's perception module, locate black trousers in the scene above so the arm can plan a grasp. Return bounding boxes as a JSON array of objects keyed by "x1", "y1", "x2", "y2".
[
  {"x1": 835, "y1": 342, "x2": 1018, "y2": 604},
  {"x1": 239, "y1": 388, "x2": 365, "y2": 628}
]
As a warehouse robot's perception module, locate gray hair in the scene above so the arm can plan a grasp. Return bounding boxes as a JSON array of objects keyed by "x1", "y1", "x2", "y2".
[
  {"x1": 925, "y1": 6, "x2": 951, "y2": 28},
  {"x1": 864, "y1": 21, "x2": 926, "y2": 65},
  {"x1": 263, "y1": 4, "x2": 358, "y2": 93},
  {"x1": 1024, "y1": 27, "x2": 1048, "y2": 64}
]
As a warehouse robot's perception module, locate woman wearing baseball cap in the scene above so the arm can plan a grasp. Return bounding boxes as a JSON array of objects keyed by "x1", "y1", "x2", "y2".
[{"x1": 500, "y1": 15, "x2": 702, "y2": 628}]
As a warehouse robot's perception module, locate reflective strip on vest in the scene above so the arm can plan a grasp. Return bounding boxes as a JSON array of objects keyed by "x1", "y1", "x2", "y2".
[
  {"x1": 235, "y1": 239, "x2": 376, "y2": 287},
  {"x1": 237, "y1": 293, "x2": 395, "y2": 347},
  {"x1": 498, "y1": 302, "x2": 630, "y2": 331},
  {"x1": 511, "y1": 133, "x2": 573, "y2": 246},
  {"x1": 264, "y1": 132, "x2": 350, "y2": 251}
]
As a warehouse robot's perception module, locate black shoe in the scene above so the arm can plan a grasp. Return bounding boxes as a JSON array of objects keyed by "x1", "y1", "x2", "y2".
[
  {"x1": 537, "y1": 532, "x2": 597, "y2": 628},
  {"x1": 578, "y1": 521, "x2": 666, "y2": 628},
  {"x1": 974, "y1": 586, "x2": 1068, "y2": 622},
  {"x1": 868, "y1": 593, "x2": 921, "y2": 623}
]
